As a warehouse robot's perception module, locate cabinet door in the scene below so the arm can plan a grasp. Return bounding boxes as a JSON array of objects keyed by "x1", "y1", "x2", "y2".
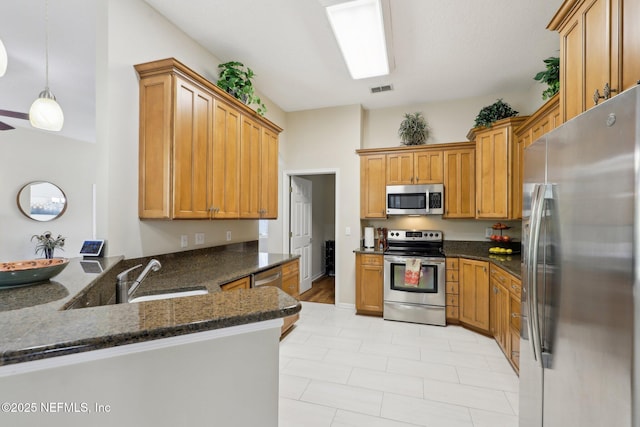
[
  {"x1": 356, "y1": 254, "x2": 383, "y2": 315},
  {"x1": 386, "y1": 153, "x2": 414, "y2": 185},
  {"x1": 559, "y1": 0, "x2": 612, "y2": 121},
  {"x1": 360, "y1": 154, "x2": 387, "y2": 218},
  {"x1": 139, "y1": 74, "x2": 172, "y2": 219},
  {"x1": 173, "y1": 78, "x2": 214, "y2": 219},
  {"x1": 414, "y1": 151, "x2": 443, "y2": 184},
  {"x1": 490, "y1": 282, "x2": 510, "y2": 356},
  {"x1": 239, "y1": 116, "x2": 261, "y2": 218},
  {"x1": 260, "y1": 128, "x2": 279, "y2": 218},
  {"x1": 443, "y1": 148, "x2": 475, "y2": 218},
  {"x1": 476, "y1": 128, "x2": 509, "y2": 218},
  {"x1": 459, "y1": 259, "x2": 490, "y2": 332},
  {"x1": 212, "y1": 100, "x2": 240, "y2": 218}
]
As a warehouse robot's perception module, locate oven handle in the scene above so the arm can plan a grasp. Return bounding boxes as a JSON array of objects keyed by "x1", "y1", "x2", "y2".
[{"x1": 383, "y1": 255, "x2": 445, "y2": 265}]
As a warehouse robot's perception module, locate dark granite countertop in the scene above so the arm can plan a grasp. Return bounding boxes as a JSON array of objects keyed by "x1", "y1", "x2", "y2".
[
  {"x1": 353, "y1": 241, "x2": 522, "y2": 279},
  {"x1": 0, "y1": 243, "x2": 301, "y2": 366},
  {"x1": 444, "y1": 241, "x2": 522, "y2": 279}
]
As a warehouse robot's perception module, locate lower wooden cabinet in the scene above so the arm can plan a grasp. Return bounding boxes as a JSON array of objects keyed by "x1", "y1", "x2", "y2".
[
  {"x1": 282, "y1": 259, "x2": 300, "y2": 299},
  {"x1": 355, "y1": 253, "x2": 384, "y2": 316},
  {"x1": 281, "y1": 259, "x2": 301, "y2": 336},
  {"x1": 220, "y1": 276, "x2": 250, "y2": 291},
  {"x1": 489, "y1": 264, "x2": 522, "y2": 373},
  {"x1": 459, "y1": 258, "x2": 490, "y2": 332},
  {"x1": 445, "y1": 257, "x2": 460, "y2": 323}
]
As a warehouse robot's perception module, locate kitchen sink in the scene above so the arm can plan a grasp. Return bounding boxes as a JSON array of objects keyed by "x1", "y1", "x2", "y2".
[{"x1": 128, "y1": 288, "x2": 209, "y2": 303}]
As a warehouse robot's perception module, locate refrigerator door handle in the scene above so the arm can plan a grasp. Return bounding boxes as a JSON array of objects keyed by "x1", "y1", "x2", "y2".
[{"x1": 527, "y1": 183, "x2": 546, "y2": 367}]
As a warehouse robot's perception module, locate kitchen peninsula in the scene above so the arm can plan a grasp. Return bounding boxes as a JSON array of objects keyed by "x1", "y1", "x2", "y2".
[{"x1": 0, "y1": 242, "x2": 300, "y2": 427}]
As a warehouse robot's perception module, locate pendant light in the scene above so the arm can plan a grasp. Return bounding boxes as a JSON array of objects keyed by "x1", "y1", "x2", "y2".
[
  {"x1": 0, "y1": 38, "x2": 7, "y2": 77},
  {"x1": 29, "y1": 0, "x2": 64, "y2": 131}
]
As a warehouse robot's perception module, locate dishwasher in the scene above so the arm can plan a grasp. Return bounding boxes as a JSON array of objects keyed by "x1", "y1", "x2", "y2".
[{"x1": 251, "y1": 265, "x2": 282, "y2": 289}]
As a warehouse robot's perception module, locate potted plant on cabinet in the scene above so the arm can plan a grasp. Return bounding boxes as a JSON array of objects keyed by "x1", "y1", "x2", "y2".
[
  {"x1": 533, "y1": 56, "x2": 560, "y2": 100},
  {"x1": 473, "y1": 99, "x2": 519, "y2": 129},
  {"x1": 216, "y1": 61, "x2": 267, "y2": 115},
  {"x1": 398, "y1": 112, "x2": 430, "y2": 145}
]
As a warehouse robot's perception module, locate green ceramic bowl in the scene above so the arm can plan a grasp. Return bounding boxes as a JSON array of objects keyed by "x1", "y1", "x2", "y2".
[{"x1": 0, "y1": 258, "x2": 69, "y2": 288}]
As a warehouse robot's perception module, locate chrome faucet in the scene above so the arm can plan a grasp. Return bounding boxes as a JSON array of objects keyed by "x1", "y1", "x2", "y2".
[{"x1": 116, "y1": 259, "x2": 162, "y2": 303}]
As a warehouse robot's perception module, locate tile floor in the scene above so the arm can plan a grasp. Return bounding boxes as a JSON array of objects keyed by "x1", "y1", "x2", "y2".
[{"x1": 279, "y1": 302, "x2": 519, "y2": 427}]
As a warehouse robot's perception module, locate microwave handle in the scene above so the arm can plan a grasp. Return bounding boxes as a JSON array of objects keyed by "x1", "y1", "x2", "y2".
[{"x1": 425, "y1": 190, "x2": 430, "y2": 213}]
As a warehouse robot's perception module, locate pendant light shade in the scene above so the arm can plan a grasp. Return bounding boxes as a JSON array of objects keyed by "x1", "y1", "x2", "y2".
[
  {"x1": 0, "y1": 39, "x2": 7, "y2": 77},
  {"x1": 30, "y1": 0, "x2": 64, "y2": 132},
  {"x1": 29, "y1": 88, "x2": 64, "y2": 131}
]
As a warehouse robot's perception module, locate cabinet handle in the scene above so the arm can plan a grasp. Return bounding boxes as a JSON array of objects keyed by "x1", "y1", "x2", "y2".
[
  {"x1": 593, "y1": 89, "x2": 605, "y2": 105},
  {"x1": 511, "y1": 351, "x2": 520, "y2": 357},
  {"x1": 603, "y1": 82, "x2": 617, "y2": 100},
  {"x1": 493, "y1": 286, "x2": 498, "y2": 294},
  {"x1": 511, "y1": 312, "x2": 521, "y2": 318}
]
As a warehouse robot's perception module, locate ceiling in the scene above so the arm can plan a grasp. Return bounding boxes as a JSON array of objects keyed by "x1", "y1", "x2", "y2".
[{"x1": 0, "y1": 0, "x2": 562, "y2": 142}]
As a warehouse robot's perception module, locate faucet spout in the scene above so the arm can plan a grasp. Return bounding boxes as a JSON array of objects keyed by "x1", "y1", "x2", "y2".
[{"x1": 116, "y1": 259, "x2": 162, "y2": 303}]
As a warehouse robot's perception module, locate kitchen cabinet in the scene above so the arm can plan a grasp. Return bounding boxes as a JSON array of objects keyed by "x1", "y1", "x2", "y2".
[
  {"x1": 386, "y1": 151, "x2": 443, "y2": 185},
  {"x1": 459, "y1": 258, "x2": 490, "y2": 332},
  {"x1": 211, "y1": 100, "x2": 241, "y2": 218},
  {"x1": 281, "y1": 259, "x2": 300, "y2": 335},
  {"x1": 549, "y1": 0, "x2": 640, "y2": 122},
  {"x1": 238, "y1": 116, "x2": 279, "y2": 219},
  {"x1": 490, "y1": 267, "x2": 510, "y2": 357},
  {"x1": 489, "y1": 264, "x2": 522, "y2": 373},
  {"x1": 360, "y1": 154, "x2": 387, "y2": 219},
  {"x1": 443, "y1": 147, "x2": 475, "y2": 218},
  {"x1": 135, "y1": 58, "x2": 282, "y2": 220},
  {"x1": 220, "y1": 276, "x2": 250, "y2": 291},
  {"x1": 282, "y1": 259, "x2": 300, "y2": 299},
  {"x1": 445, "y1": 257, "x2": 460, "y2": 322},
  {"x1": 473, "y1": 117, "x2": 528, "y2": 220},
  {"x1": 355, "y1": 253, "x2": 383, "y2": 316}
]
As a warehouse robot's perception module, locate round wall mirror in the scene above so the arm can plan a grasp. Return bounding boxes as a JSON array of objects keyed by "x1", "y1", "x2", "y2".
[{"x1": 17, "y1": 181, "x2": 67, "y2": 222}]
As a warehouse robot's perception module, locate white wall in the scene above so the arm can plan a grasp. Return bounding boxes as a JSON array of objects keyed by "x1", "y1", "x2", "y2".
[{"x1": 283, "y1": 105, "x2": 362, "y2": 305}]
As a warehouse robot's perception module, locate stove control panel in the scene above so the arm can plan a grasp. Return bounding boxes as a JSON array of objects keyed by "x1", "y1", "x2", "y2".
[{"x1": 387, "y1": 230, "x2": 442, "y2": 242}]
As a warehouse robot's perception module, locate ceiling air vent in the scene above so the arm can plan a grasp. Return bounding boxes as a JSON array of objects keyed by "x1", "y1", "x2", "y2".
[{"x1": 370, "y1": 84, "x2": 393, "y2": 94}]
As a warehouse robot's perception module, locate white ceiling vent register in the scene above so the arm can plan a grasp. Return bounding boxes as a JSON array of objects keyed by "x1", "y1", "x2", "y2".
[{"x1": 370, "y1": 84, "x2": 393, "y2": 94}]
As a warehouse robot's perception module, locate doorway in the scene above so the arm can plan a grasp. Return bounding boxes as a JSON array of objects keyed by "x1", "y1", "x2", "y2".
[{"x1": 284, "y1": 170, "x2": 337, "y2": 305}]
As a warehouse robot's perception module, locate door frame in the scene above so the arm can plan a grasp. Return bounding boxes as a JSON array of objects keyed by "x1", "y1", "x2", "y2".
[{"x1": 282, "y1": 168, "x2": 339, "y2": 306}]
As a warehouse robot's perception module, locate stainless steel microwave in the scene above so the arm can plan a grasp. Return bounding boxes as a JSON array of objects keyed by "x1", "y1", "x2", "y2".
[{"x1": 386, "y1": 184, "x2": 444, "y2": 215}]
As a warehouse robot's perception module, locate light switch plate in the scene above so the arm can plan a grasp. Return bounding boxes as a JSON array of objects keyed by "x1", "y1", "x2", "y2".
[
  {"x1": 195, "y1": 233, "x2": 205, "y2": 245},
  {"x1": 226, "y1": 231, "x2": 232, "y2": 241},
  {"x1": 345, "y1": 226, "x2": 351, "y2": 236},
  {"x1": 180, "y1": 235, "x2": 188, "y2": 248}
]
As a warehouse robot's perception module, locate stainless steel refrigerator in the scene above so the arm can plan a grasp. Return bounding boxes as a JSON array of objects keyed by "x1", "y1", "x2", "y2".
[{"x1": 521, "y1": 85, "x2": 639, "y2": 427}]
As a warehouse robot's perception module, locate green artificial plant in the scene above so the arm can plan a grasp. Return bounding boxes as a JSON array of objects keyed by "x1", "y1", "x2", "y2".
[
  {"x1": 216, "y1": 61, "x2": 267, "y2": 115},
  {"x1": 398, "y1": 112, "x2": 430, "y2": 145},
  {"x1": 473, "y1": 99, "x2": 519, "y2": 128},
  {"x1": 533, "y1": 56, "x2": 560, "y2": 100}
]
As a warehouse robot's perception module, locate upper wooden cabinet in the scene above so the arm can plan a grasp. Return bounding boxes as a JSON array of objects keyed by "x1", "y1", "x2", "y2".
[
  {"x1": 135, "y1": 58, "x2": 282, "y2": 220},
  {"x1": 386, "y1": 151, "x2": 443, "y2": 185},
  {"x1": 472, "y1": 117, "x2": 528, "y2": 220},
  {"x1": 443, "y1": 146, "x2": 475, "y2": 218},
  {"x1": 360, "y1": 154, "x2": 387, "y2": 219},
  {"x1": 357, "y1": 142, "x2": 472, "y2": 219},
  {"x1": 549, "y1": 0, "x2": 640, "y2": 122}
]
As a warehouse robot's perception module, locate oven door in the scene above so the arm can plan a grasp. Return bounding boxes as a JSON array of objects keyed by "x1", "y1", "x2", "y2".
[{"x1": 383, "y1": 255, "x2": 445, "y2": 306}]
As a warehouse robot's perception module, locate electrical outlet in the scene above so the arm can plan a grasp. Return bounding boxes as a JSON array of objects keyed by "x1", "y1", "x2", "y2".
[
  {"x1": 226, "y1": 231, "x2": 231, "y2": 241},
  {"x1": 195, "y1": 233, "x2": 205, "y2": 245},
  {"x1": 345, "y1": 226, "x2": 351, "y2": 236},
  {"x1": 180, "y1": 235, "x2": 188, "y2": 248},
  {"x1": 485, "y1": 227, "x2": 493, "y2": 238}
]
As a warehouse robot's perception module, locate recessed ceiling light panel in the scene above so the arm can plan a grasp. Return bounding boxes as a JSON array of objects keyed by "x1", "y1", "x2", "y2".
[{"x1": 324, "y1": 0, "x2": 389, "y2": 80}]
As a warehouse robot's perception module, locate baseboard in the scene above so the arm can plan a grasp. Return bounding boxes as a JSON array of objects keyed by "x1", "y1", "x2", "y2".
[
  {"x1": 311, "y1": 272, "x2": 325, "y2": 282},
  {"x1": 335, "y1": 302, "x2": 356, "y2": 311}
]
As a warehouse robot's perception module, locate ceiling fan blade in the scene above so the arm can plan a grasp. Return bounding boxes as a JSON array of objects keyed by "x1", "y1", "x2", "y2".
[
  {"x1": 0, "y1": 121, "x2": 15, "y2": 131},
  {"x1": 0, "y1": 110, "x2": 29, "y2": 120}
]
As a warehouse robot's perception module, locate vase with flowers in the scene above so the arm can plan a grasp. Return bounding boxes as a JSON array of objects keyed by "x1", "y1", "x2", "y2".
[{"x1": 31, "y1": 231, "x2": 65, "y2": 259}]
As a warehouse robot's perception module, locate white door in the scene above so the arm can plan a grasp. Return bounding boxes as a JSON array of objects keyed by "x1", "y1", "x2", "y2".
[{"x1": 290, "y1": 176, "x2": 312, "y2": 294}]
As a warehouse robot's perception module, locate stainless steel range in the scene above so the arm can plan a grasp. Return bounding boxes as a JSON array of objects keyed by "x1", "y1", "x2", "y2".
[{"x1": 383, "y1": 229, "x2": 446, "y2": 326}]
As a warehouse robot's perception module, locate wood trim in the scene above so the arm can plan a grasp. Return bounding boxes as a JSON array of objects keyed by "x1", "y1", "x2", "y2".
[
  {"x1": 356, "y1": 141, "x2": 474, "y2": 156},
  {"x1": 134, "y1": 58, "x2": 283, "y2": 135},
  {"x1": 514, "y1": 94, "x2": 561, "y2": 137},
  {"x1": 547, "y1": 0, "x2": 583, "y2": 30},
  {"x1": 466, "y1": 116, "x2": 529, "y2": 142}
]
